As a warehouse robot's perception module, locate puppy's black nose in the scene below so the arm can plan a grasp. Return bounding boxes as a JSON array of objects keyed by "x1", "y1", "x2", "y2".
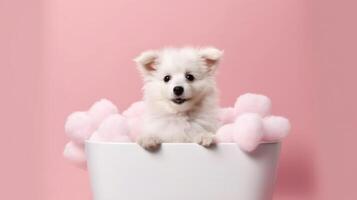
[{"x1": 173, "y1": 86, "x2": 184, "y2": 96}]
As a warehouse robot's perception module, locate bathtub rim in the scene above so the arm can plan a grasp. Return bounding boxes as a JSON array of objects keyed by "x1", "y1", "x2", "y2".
[{"x1": 85, "y1": 140, "x2": 280, "y2": 146}]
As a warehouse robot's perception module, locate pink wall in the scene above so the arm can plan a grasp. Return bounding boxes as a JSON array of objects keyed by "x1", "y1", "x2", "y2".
[
  {"x1": 311, "y1": 1, "x2": 357, "y2": 199},
  {"x1": 0, "y1": 0, "x2": 43, "y2": 199},
  {"x1": 1, "y1": 0, "x2": 356, "y2": 199}
]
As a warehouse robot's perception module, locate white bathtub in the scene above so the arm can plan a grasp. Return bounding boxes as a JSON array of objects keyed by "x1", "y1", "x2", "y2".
[{"x1": 86, "y1": 142, "x2": 281, "y2": 200}]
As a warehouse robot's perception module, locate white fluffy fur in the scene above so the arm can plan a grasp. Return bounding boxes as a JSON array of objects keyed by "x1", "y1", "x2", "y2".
[{"x1": 134, "y1": 47, "x2": 223, "y2": 150}]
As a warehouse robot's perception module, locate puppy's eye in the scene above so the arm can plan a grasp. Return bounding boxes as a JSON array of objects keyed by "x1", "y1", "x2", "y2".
[
  {"x1": 185, "y1": 73, "x2": 195, "y2": 81},
  {"x1": 163, "y1": 75, "x2": 171, "y2": 82}
]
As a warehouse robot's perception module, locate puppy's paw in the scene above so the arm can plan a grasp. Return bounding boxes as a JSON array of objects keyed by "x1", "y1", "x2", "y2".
[
  {"x1": 195, "y1": 133, "x2": 215, "y2": 147},
  {"x1": 137, "y1": 135, "x2": 162, "y2": 151}
]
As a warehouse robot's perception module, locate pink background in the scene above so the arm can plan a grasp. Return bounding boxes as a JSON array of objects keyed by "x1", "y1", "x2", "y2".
[{"x1": 1, "y1": 0, "x2": 356, "y2": 199}]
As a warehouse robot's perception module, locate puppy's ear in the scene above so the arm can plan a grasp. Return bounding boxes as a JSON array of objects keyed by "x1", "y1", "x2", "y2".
[
  {"x1": 199, "y1": 47, "x2": 223, "y2": 73},
  {"x1": 134, "y1": 50, "x2": 158, "y2": 75}
]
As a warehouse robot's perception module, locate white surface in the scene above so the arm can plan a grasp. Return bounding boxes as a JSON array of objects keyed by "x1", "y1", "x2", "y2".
[{"x1": 86, "y1": 142, "x2": 281, "y2": 200}]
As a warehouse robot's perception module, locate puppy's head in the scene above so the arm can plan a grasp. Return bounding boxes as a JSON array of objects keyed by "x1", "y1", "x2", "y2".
[{"x1": 134, "y1": 47, "x2": 223, "y2": 113}]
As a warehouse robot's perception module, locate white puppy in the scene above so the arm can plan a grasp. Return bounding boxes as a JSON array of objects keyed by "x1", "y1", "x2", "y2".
[{"x1": 134, "y1": 47, "x2": 223, "y2": 150}]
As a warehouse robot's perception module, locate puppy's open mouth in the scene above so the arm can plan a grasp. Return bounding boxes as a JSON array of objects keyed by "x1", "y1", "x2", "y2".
[{"x1": 172, "y1": 98, "x2": 189, "y2": 104}]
